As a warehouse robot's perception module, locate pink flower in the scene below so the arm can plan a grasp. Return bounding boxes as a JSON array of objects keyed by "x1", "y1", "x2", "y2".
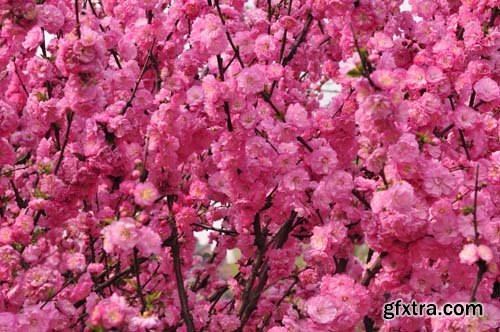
[
  {"x1": 0, "y1": 101, "x2": 18, "y2": 136},
  {"x1": 0, "y1": 312, "x2": 16, "y2": 331},
  {"x1": 283, "y1": 168, "x2": 310, "y2": 191},
  {"x1": 186, "y1": 85, "x2": 204, "y2": 106},
  {"x1": 129, "y1": 315, "x2": 160, "y2": 331},
  {"x1": 459, "y1": 243, "x2": 491, "y2": 265},
  {"x1": 254, "y1": 35, "x2": 277, "y2": 60},
  {"x1": 387, "y1": 133, "x2": 419, "y2": 164},
  {"x1": 474, "y1": 77, "x2": 499, "y2": 103},
  {"x1": 191, "y1": 14, "x2": 228, "y2": 55},
  {"x1": 477, "y1": 245, "x2": 493, "y2": 262},
  {"x1": 372, "y1": 181, "x2": 415, "y2": 214},
  {"x1": 310, "y1": 146, "x2": 338, "y2": 175},
  {"x1": 371, "y1": 70, "x2": 398, "y2": 90},
  {"x1": 454, "y1": 105, "x2": 478, "y2": 129},
  {"x1": 65, "y1": 253, "x2": 86, "y2": 272},
  {"x1": 189, "y1": 179, "x2": 208, "y2": 200},
  {"x1": 90, "y1": 294, "x2": 131, "y2": 329},
  {"x1": 134, "y1": 182, "x2": 160, "y2": 207},
  {"x1": 136, "y1": 227, "x2": 162, "y2": 256},
  {"x1": 102, "y1": 218, "x2": 140, "y2": 254},
  {"x1": 422, "y1": 161, "x2": 456, "y2": 197},
  {"x1": 237, "y1": 65, "x2": 266, "y2": 94},
  {"x1": 459, "y1": 243, "x2": 479, "y2": 265},
  {"x1": 406, "y1": 65, "x2": 427, "y2": 90},
  {"x1": 286, "y1": 103, "x2": 310, "y2": 128},
  {"x1": 306, "y1": 295, "x2": 337, "y2": 324},
  {"x1": 37, "y1": 4, "x2": 65, "y2": 34}
]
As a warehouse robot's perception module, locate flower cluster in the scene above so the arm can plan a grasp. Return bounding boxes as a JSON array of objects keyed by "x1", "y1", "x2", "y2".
[{"x1": 0, "y1": 0, "x2": 498, "y2": 331}]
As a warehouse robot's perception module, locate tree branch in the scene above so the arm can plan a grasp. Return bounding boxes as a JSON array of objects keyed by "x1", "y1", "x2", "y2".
[
  {"x1": 121, "y1": 38, "x2": 156, "y2": 115},
  {"x1": 352, "y1": 188, "x2": 371, "y2": 210},
  {"x1": 75, "y1": 0, "x2": 81, "y2": 38},
  {"x1": 133, "y1": 248, "x2": 146, "y2": 313},
  {"x1": 282, "y1": 12, "x2": 313, "y2": 66},
  {"x1": 470, "y1": 164, "x2": 486, "y2": 302},
  {"x1": 167, "y1": 195, "x2": 196, "y2": 332},
  {"x1": 54, "y1": 111, "x2": 74, "y2": 175},
  {"x1": 361, "y1": 251, "x2": 387, "y2": 286}
]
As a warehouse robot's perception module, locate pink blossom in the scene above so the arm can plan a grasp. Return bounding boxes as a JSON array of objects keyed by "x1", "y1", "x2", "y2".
[
  {"x1": 134, "y1": 182, "x2": 160, "y2": 207},
  {"x1": 37, "y1": 4, "x2": 65, "y2": 34},
  {"x1": 286, "y1": 103, "x2": 310, "y2": 128},
  {"x1": 306, "y1": 295, "x2": 337, "y2": 324},
  {"x1": 310, "y1": 146, "x2": 338, "y2": 175},
  {"x1": 474, "y1": 77, "x2": 499, "y2": 103},
  {"x1": 90, "y1": 294, "x2": 131, "y2": 329},
  {"x1": 237, "y1": 65, "x2": 266, "y2": 94},
  {"x1": 283, "y1": 167, "x2": 310, "y2": 191},
  {"x1": 102, "y1": 218, "x2": 140, "y2": 254},
  {"x1": 0, "y1": 313, "x2": 16, "y2": 332},
  {"x1": 191, "y1": 14, "x2": 228, "y2": 55}
]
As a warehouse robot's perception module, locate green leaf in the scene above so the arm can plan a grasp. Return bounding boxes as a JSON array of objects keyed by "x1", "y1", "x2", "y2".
[
  {"x1": 38, "y1": 162, "x2": 52, "y2": 174},
  {"x1": 34, "y1": 91, "x2": 48, "y2": 101},
  {"x1": 347, "y1": 65, "x2": 363, "y2": 77},
  {"x1": 33, "y1": 188, "x2": 49, "y2": 199},
  {"x1": 146, "y1": 291, "x2": 162, "y2": 303},
  {"x1": 462, "y1": 206, "x2": 474, "y2": 215},
  {"x1": 12, "y1": 242, "x2": 24, "y2": 252}
]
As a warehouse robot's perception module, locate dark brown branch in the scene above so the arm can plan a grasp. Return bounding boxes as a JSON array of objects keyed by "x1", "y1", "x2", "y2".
[
  {"x1": 9, "y1": 180, "x2": 28, "y2": 209},
  {"x1": 258, "y1": 277, "x2": 298, "y2": 331},
  {"x1": 488, "y1": 7, "x2": 499, "y2": 28},
  {"x1": 216, "y1": 54, "x2": 233, "y2": 131},
  {"x1": 361, "y1": 251, "x2": 387, "y2": 286},
  {"x1": 75, "y1": 0, "x2": 81, "y2": 38},
  {"x1": 458, "y1": 129, "x2": 471, "y2": 161},
  {"x1": 87, "y1": 0, "x2": 122, "y2": 69},
  {"x1": 296, "y1": 136, "x2": 313, "y2": 152},
  {"x1": 167, "y1": 196, "x2": 196, "y2": 332},
  {"x1": 54, "y1": 111, "x2": 74, "y2": 175},
  {"x1": 261, "y1": 92, "x2": 285, "y2": 122},
  {"x1": 13, "y1": 61, "x2": 29, "y2": 96},
  {"x1": 434, "y1": 123, "x2": 455, "y2": 138},
  {"x1": 214, "y1": 0, "x2": 244, "y2": 68},
  {"x1": 282, "y1": 13, "x2": 313, "y2": 66},
  {"x1": 350, "y1": 25, "x2": 378, "y2": 90},
  {"x1": 352, "y1": 188, "x2": 371, "y2": 210},
  {"x1": 42, "y1": 269, "x2": 87, "y2": 308},
  {"x1": 191, "y1": 223, "x2": 238, "y2": 236},
  {"x1": 93, "y1": 257, "x2": 148, "y2": 292},
  {"x1": 133, "y1": 248, "x2": 146, "y2": 313},
  {"x1": 238, "y1": 211, "x2": 297, "y2": 330},
  {"x1": 121, "y1": 38, "x2": 156, "y2": 115},
  {"x1": 470, "y1": 165, "x2": 486, "y2": 303},
  {"x1": 472, "y1": 164, "x2": 480, "y2": 245}
]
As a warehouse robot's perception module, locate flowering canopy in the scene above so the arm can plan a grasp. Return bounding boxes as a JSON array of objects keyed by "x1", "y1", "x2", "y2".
[{"x1": 0, "y1": 0, "x2": 499, "y2": 331}]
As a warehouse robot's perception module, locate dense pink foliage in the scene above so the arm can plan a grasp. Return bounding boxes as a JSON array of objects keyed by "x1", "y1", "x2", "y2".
[{"x1": 0, "y1": 0, "x2": 499, "y2": 331}]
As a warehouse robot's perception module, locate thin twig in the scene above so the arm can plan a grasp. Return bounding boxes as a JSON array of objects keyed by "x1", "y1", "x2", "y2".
[
  {"x1": 458, "y1": 129, "x2": 471, "y2": 161},
  {"x1": 133, "y1": 248, "x2": 146, "y2": 313},
  {"x1": 75, "y1": 0, "x2": 81, "y2": 38},
  {"x1": 282, "y1": 12, "x2": 313, "y2": 66},
  {"x1": 216, "y1": 54, "x2": 233, "y2": 131},
  {"x1": 361, "y1": 251, "x2": 387, "y2": 286},
  {"x1": 352, "y1": 189, "x2": 371, "y2": 210},
  {"x1": 470, "y1": 165, "x2": 486, "y2": 302},
  {"x1": 167, "y1": 196, "x2": 196, "y2": 332},
  {"x1": 13, "y1": 61, "x2": 29, "y2": 96},
  {"x1": 214, "y1": 0, "x2": 244, "y2": 68},
  {"x1": 121, "y1": 38, "x2": 156, "y2": 115},
  {"x1": 296, "y1": 136, "x2": 313, "y2": 152},
  {"x1": 54, "y1": 111, "x2": 74, "y2": 175}
]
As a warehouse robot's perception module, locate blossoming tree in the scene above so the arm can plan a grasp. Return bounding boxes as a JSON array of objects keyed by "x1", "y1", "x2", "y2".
[{"x1": 0, "y1": 0, "x2": 499, "y2": 331}]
